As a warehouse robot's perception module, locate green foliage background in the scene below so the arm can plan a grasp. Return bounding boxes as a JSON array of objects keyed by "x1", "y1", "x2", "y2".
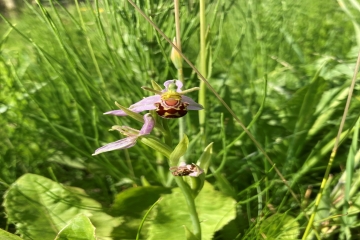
[{"x1": 1, "y1": 0, "x2": 360, "y2": 239}]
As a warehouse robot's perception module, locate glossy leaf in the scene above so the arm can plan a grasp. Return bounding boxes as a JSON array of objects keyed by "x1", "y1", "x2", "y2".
[
  {"x1": 0, "y1": 228, "x2": 22, "y2": 240},
  {"x1": 3, "y1": 174, "x2": 121, "y2": 240},
  {"x1": 55, "y1": 214, "x2": 96, "y2": 240},
  {"x1": 148, "y1": 181, "x2": 236, "y2": 240},
  {"x1": 111, "y1": 186, "x2": 171, "y2": 239}
]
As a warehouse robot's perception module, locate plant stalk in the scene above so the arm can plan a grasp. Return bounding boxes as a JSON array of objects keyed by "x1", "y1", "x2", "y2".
[
  {"x1": 198, "y1": 0, "x2": 207, "y2": 144},
  {"x1": 175, "y1": 177, "x2": 202, "y2": 239}
]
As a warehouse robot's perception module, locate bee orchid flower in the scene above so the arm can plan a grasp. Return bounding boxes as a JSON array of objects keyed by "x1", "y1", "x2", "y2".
[
  {"x1": 105, "y1": 80, "x2": 203, "y2": 119},
  {"x1": 92, "y1": 113, "x2": 155, "y2": 155}
]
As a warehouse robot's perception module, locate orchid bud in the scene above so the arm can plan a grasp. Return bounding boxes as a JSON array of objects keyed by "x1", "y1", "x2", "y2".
[{"x1": 170, "y1": 37, "x2": 183, "y2": 69}]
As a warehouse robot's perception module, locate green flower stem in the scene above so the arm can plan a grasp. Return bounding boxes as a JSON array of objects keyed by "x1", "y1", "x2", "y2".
[
  {"x1": 175, "y1": 177, "x2": 202, "y2": 239},
  {"x1": 198, "y1": 0, "x2": 207, "y2": 145},
  {"x1": 155, "y1": 151, "x2": 167, "y2": 186},
  {"x1": 157, "y1": 119, "x2": 172, "y2": 185},
  {"x1": 161, "y1": 118, "x2": 173, "y2": 147}
]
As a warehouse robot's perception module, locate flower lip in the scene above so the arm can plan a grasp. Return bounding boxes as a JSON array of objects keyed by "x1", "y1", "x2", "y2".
[
  {"x1": 104, "y1": 80, "x2": 203, "y2": 117},
  {"x1": 92, "y1": 113, "x2": 155, "y2": 156}
]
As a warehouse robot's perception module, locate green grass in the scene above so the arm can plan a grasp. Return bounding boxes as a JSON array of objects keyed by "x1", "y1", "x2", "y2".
[{"x1": 1, "y1": 0, "x2": 360, "y2": 239}]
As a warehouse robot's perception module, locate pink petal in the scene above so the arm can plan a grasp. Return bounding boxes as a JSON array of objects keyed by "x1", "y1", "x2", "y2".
[
  {"x1": 92, "y1": 136, "x2": 137, "y2": 155},
  {"x1": 130, "y1": 95, "x2": 161, "y2": 107},
  {"x1": 104, "y1": 95, "x2": 161, "y2": 116},
  {"x1": 189, "y1": 170, "x2": 204, "y2": 177},
  {"x1": 104, "y1": 110, "x2": 128, "y2": 116},
  {"x1": 182, "y1": 96, "x2": 204, "y2": 110},
  {"x1": 139, "y1": 113, "x2": 155, "y2": 135},
  {"x1": 188, "y1": 165, "x2": 204, "y2": 177},
  {"x1": 129, "y1": 95, "x2": 160, "y2": 111}
]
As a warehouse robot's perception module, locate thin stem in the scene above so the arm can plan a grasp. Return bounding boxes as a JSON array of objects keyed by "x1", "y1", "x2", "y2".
[
  {"x1": 156, "y1": 151, "x2": 167, "y2": 187},
  {"x1": 302, "y1": 50, "x2": 360, "y2": 239},
  {"x1": 124, "y1": 149, "x2": 136, "y2": 179},
  {"x1": 162, "y1": 118, "x2": 173, "y2": 147},
  {"x1": 198, "y1": 0, "x2": 207, "y2": 144},
  {"x1": 175, "y1": 177, "x2": 202, "y2": 239}
]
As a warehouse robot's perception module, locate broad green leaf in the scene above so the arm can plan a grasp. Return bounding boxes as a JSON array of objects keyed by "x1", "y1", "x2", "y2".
[
  {"x1": 169, "y1": 134, "x2": 189, "y2": 166},
  {"x1": 111, "y1": 186, "x2": 171, "y2": 217},
  {"x1": 55, "y1": 214, "x2": 96, "y2": 240},
  {"x1": 0, "y1": 228, "x2": 22, "y2": 240},
  {"x1": 111, "y1": 186, "x2": 171, "y2": 239},
  {"x1": 260, "y1": 213, "x2": 300, "y2": 239},
  {"x1": 3, "y1": 174, "x2": 121, "y2": 240},
  {"x1": 148, "y1": 181, "x2": 236, "y2": 240},
  {"x1": 136, "y1": 198, "x2": 162, "y2": 240}
]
